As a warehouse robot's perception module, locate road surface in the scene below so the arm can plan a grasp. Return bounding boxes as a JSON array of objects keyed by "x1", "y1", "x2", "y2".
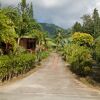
[{"x1": 0, "y1": 53, "x2": 100, "y2": 100}]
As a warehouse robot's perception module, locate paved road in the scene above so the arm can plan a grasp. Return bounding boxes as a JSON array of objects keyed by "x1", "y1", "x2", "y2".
[{"x1": 0, "y1": 53, "x2": 100, "y2": 100}]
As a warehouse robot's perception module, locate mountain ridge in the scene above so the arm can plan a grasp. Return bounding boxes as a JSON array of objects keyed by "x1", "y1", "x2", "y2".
[{"x1": 40, "y1": 23, "x2": 67, "y2": 37}]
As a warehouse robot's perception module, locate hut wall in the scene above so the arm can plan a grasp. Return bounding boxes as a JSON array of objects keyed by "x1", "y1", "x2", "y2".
[{"x1": 19, "y1": 38, "x2": 28, "y2": 49}]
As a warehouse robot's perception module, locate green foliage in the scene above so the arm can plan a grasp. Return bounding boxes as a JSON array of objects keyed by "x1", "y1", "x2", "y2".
[
  {"x1": 21, "y1": 0, "x2": 27, "y2": 10},
  {"x1": 17, "y1": 0, "x2": 42, "y2": 36},
  {"x1": 72, "y1": 32, "x2": 94, "y2": 47},
  {"x1": 0, "y1": 10, "x2": 18, "y2": 50},
  {"x1": 29, "y1": 29, "x2": 49, "y2": 50},
  {"x1": 0, "y1": 0, "x2": 50, "y2": 83},
  {"x1": 29, "y1": 29, "x2": 43, "y2": 40},
  {"x1": 92, "y1": 8, "x2": 100, "y2": 38},
  {"x1": 37, "y1": 51, "x2": 49, "y2": 61},
  {"x1": 81, "y1": 14, "x2": 94, "y2": 36},
  {"x1": 46, "y1": 38, "x2": 57, "y2": 48},
  {"x1": 62, "y1": 44, "x2": 93, "y2": 76},
  {"x1": 13, "y1": 45, "x2": 27, "y2": 55},
  {"x1": 29, "y1": 2, "x2": 34, "y2": 18},
  {"x1": 95, "y1": 37, "x2": 100, "y2": 63},
  {"x1": 0, "y1": 53, "x2": 36, "y2": 82},
  {"x1": 40, "y1": 23, "x2": 67, "y2": 37},
  {"x1": 1, "y1": 7, "x2": 21, "y2": 36},
  {"x1": 0, "y1": 1, "x2": 43, "y2": 53},
  {"x1": 55, "y1": 29, "x2": 67, "y2": 49},
  {"x1": 72, "y1": 22, "x2": 82, "y2": 33},
  {"x1": 72, "y1": 8, "x2": 100, "y2": 38},
  {"x1": 1, "y1": 5, "x2": 38, "y2": 36}
]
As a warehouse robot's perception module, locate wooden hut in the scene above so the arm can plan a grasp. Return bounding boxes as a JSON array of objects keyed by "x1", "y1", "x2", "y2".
[
  {"x1": 18, "y1": 37, "x2": 37, "y2": 52},
  {"x1": 0, "y1": 36, "x2": 37, "y2": 54}
]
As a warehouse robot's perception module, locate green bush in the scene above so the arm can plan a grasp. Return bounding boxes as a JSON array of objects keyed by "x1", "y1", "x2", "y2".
[
  {"x1": 13, "y1": 45, "x2": 27, "y2": 55},
  {"x1": 62, "y1": 44, "x2": 93, "y2": 76},
  {"x1": 0, "y1": 53, "x2": 36, "y2": 82},
  {"x1": 36, "y1": 51, "x2": 49, "y2": 61},
  {"x1": 72, "y1": 32, "x2": 94, "y2": 47}
]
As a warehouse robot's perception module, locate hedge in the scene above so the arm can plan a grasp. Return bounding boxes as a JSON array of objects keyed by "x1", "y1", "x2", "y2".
[
  {"x1": 0, "y1": 50, "x2": 50, "y2": 82},
  {"x1": 0, "y1": 53, "x2": 36, "y2": 82}
]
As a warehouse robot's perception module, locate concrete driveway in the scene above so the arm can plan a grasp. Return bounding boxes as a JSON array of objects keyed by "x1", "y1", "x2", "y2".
[{"x1": 0, "y1": 53, "x2": 100, "y2": 100}]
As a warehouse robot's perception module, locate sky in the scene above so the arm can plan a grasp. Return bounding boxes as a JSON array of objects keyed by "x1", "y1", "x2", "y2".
[{"x1": 0, "y1": 0, "x2": 100, "y2": 29}]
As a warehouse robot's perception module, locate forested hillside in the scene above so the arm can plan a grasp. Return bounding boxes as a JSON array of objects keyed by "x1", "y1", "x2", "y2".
[{"x1": 40, "y1": 23, "x2": 67, "y2": 37}]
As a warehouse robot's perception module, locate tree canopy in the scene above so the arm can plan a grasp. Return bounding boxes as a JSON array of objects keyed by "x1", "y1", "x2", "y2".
[
  {"x1": 72, "y1": 32, "x2": 94, "y2": 47},
  {"x1": 0, "y1": 10, "x2": 18, "y2": 45},
  {"x1": 72, "y1": 8, "x2": 100, "y2": 38}
]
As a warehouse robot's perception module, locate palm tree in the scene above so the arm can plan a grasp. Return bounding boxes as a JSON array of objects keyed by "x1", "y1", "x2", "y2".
[{"x1": 55, "y1": 29, "x2": 64, "y2": 49}]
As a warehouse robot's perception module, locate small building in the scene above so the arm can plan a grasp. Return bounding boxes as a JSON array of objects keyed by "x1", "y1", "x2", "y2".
[
  {"x1": 0, "y1": 37, "x2": 37, "y2": 54},
  {"x1": 18, "y1": 37, "x2": 37, "y2": 51}
]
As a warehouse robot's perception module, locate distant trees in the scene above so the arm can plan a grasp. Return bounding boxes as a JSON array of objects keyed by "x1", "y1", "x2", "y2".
[
  {"x1": 72, "y1": 22, "x2": 82, "y2": 33},
  {"x1": 55, "y1": 29, "x2": 66, "y2": 49},
  {"x1": 81, "y1": 15, "x2": 94, "y2": 36},
  {"x1": 93, "y1": 8, "x2": 100, "y2": 38},
  {"x1": 72, "y1": 8, "x2": 100, "y2": 38}
]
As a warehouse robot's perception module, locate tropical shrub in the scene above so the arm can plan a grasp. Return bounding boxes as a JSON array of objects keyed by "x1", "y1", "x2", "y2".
[
  {"x1": 63, "y1": 44, "x2": 93, "y2": 76},
  {"x1": 0, "y1": 53, "x2": 36, "y2": 82},
  {"x1": 36, "y1": 51, "x2": 49, "y2": 61},
  {"x1": 13, "y1": 45, "x2": 27, "y2": 55},
  {"x1": 72, "y1": 32, "x2": 94, "y2": 47}
]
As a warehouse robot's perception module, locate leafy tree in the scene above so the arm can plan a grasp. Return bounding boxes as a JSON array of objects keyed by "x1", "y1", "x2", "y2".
[
  {"x1": 17, "y1": 0, "x2": 31, "y2": 36},
  {"x1": 1, "y1": 7, "x2": 21, "y2": 36},
  {"x1": 72, "y1": 22, "x2": 82, "y2": 33},
  {"x1": 0, "y1": 10, "x2": 18, "y2": 50},
  {"x1": 55, "y1": 29, "x2": 65, "y2": 49},
  {"x1": 29, "y1": 2, "x2": 34, "y2": 18},
  {"x1": 29, "y1": 30, "x2": 45, "y2": 49},
  {"x1": 20, "y1": 0, "x2": 27, "y2": 13},
  {"x1": 17, "y1": 0, "x2": 42, "y2": 36},
  {"x1": 81, "y1": 15, "x2": 94, "y2": 36},
  {"x1": 92, "y1": 8, "x2": 100, "y2": 38},
  {"x1": 73, "y1": 8, "x2": 100, "y2": 38}
]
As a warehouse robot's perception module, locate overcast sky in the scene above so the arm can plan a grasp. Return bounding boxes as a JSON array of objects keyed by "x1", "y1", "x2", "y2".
[{"x1": 0, "y1": 0, "x2": 100, "y2": 29}]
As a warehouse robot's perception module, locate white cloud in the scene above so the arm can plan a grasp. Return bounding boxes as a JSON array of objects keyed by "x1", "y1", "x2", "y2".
[
  {"x1": 0, "y1": 0, "x2": 20, "y2": 6},
  {"x1": 41, "y1": 0, "x2": 59, "y2": 7},
  {"x1": 95, "y1": 0, "x2": 100, "y2": 13}
]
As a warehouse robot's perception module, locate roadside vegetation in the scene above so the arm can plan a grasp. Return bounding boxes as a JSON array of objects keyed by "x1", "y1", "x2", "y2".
[
  {"x1": 0, "y1": 0, "x2": 51, "y2": 83},
  {"x1": 55, "y1": 8, "x2": 100, "y2": 85}
]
